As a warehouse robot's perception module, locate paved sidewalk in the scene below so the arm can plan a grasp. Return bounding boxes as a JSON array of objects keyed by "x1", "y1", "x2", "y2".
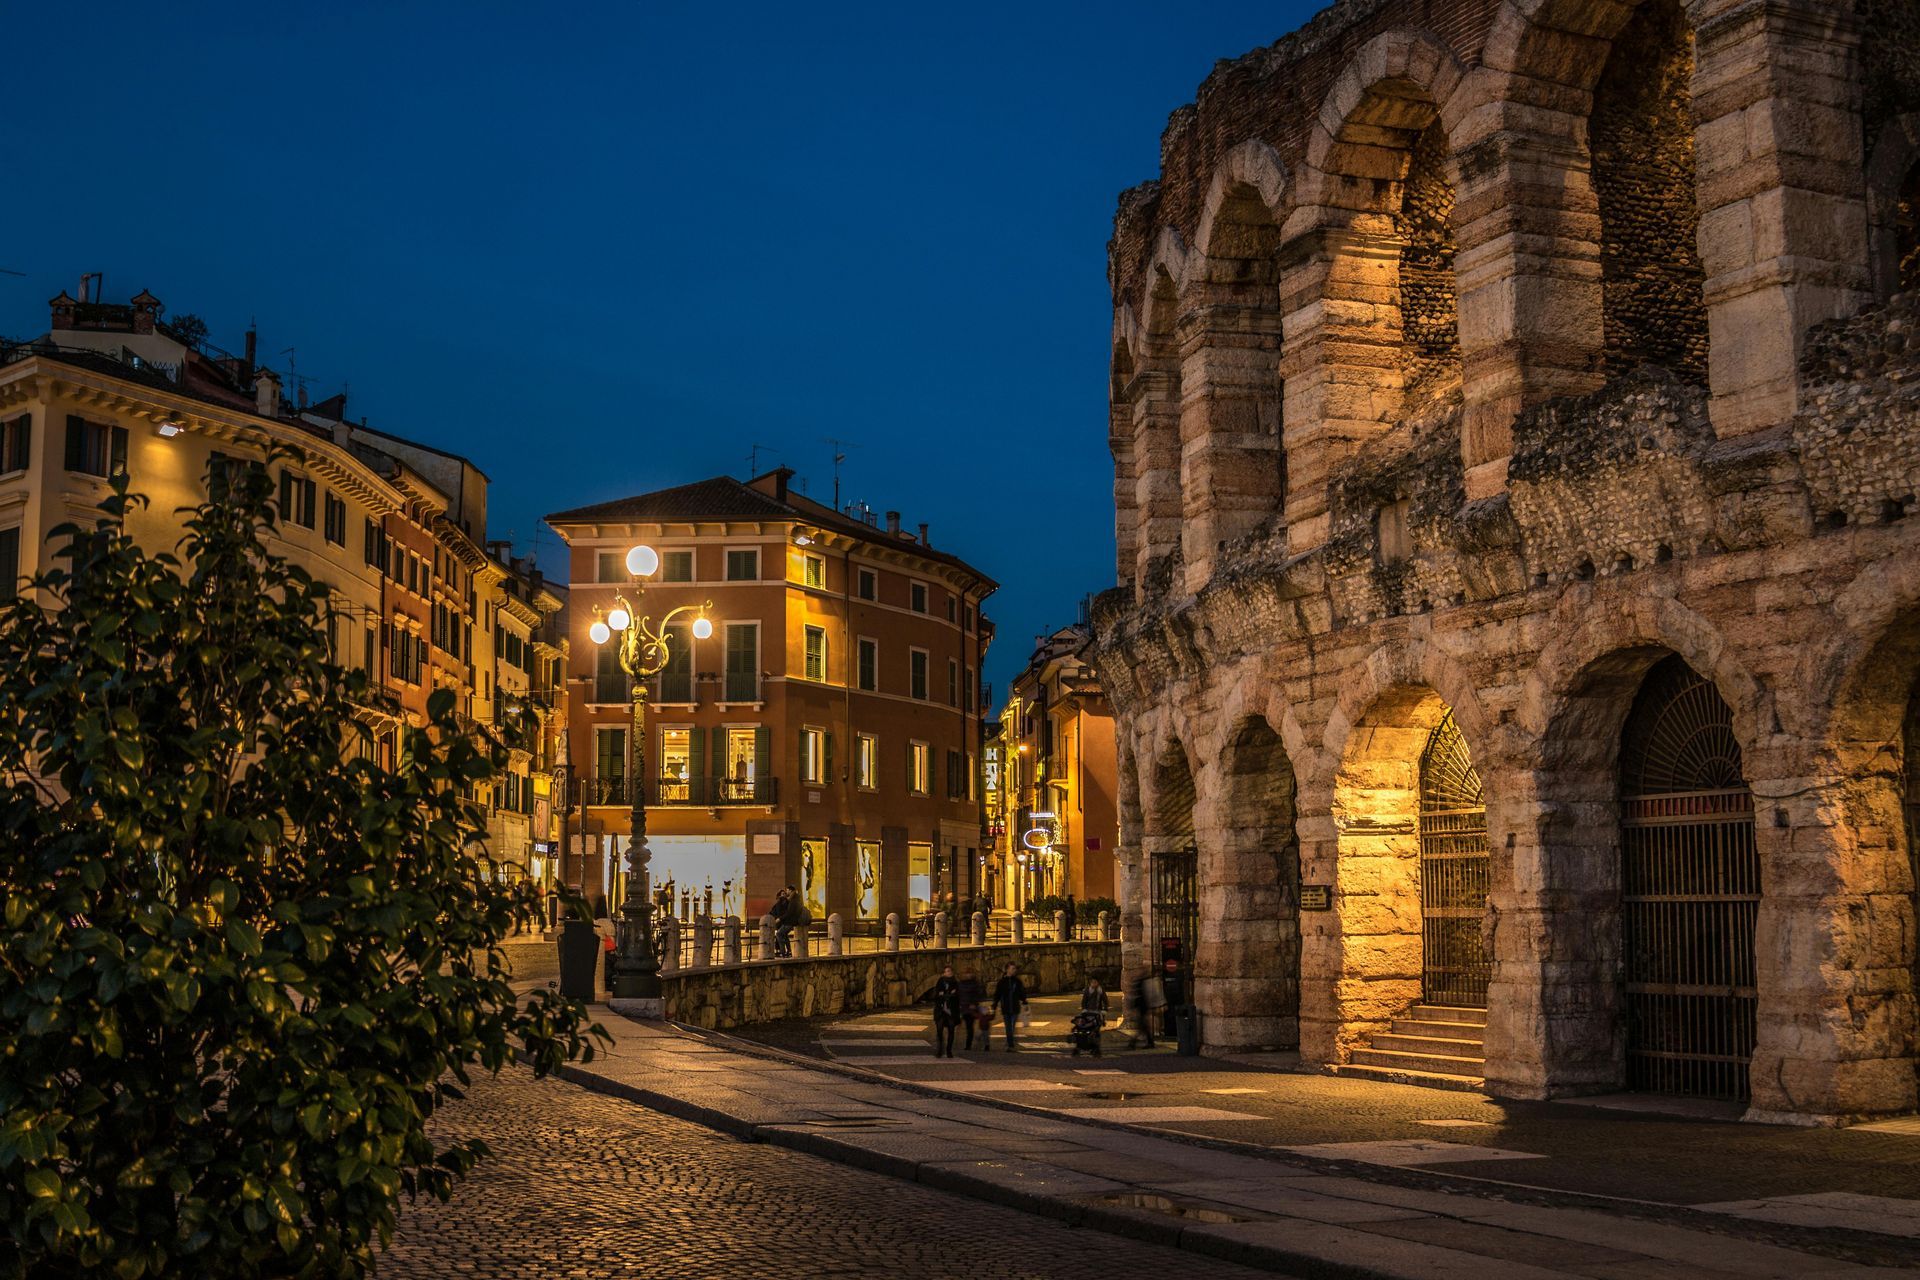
[{"x1": 554, "y1": 1007, "x2": 1916, "y2": 1277}]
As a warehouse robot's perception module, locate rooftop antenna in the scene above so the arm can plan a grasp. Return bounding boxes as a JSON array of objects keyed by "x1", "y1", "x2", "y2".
[
  {"x1": 0, "y1": 268, "x2": 24, "y2": 278},
  {"x1": 279, "y1": 346, "x2": 312, "y2": 409},
  {"x1": 748, "y1": 442, "x2": 778, "y2": 477},
  {"x1": 824, "y1": 437, "x2": 854, "y2": 510}
]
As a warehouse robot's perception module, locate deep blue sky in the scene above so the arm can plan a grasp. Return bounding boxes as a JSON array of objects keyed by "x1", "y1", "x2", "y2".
[{"x1": 5, "y1": 2, "x2": 1318, "y2": 694}]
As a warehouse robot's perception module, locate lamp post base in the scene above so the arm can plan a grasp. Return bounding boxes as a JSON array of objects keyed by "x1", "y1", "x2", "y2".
[{"x1": 607, "y1": 995, "x2": 666, "y2": 1019}]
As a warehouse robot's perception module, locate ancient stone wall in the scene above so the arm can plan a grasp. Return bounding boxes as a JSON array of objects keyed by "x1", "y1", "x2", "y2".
[{"x1": 660, "y1": 941, "x2": 1119, "y2": 1030}]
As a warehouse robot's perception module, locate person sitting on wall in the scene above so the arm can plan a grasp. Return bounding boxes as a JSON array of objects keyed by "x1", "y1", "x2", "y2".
[{"x1": 769, "y1": 887, "x2": 794, "y2": 958}]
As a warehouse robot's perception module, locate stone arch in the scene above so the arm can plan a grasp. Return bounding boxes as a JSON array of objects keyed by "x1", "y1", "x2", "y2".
[
  {"x1": 1314, "y1": 639, "x2": 1497, "y2": 1064},
  {"x1": 1110, "y1": 337, "x2": 1138, "y2": 584},
  {"x1": 1128, "y1": 247, "x2": 1188, "y2": 595},
  {"x1": 1867, "y1": 113, "x2": 1920, "y2": 302},
  {"x1": 1196, "y1": 716, "x2": 1303, "y2": 1050},
  {"x1": 1481, "y1": 0, "x2": 1651, "y2": 89},
  {"x1": 1181, "y1": 140, "x2": 1292, "y2": 590}
]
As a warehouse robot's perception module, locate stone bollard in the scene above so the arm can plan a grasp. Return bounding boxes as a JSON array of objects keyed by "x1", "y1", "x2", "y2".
[
  {"x1": 723, "y1": 916, "x2": 742, "y2": 966},
  {"x1": 1054, "y1": 909, "x2": 1068, "y2": 942},
  {"x1": 971, "y1": 910, "x2": 986, "y2": 946},
  {"x1": 933, "y1": 912, "x2": 949, "y2": 948},
  {"x1": 794, "y1": 924, "x2": 811, "y2": 959},
  {"x1": 884, "y1": 912, "x2": 900, "y2": 952},
  {"x1": 758, "y1": 914, "x2": 775, "y2": 960},
  {"x1": 1097, "y1": 910, "x2": 1110, "y2": 941},
  {"x1": 692, "y1": 915, "x2": 713, "y2": 968},
  {"x1": 828, "y1": 912, "x2": 844, "y2": 956},
  {"x1": 1012, "y1": 913, "x2": 1025, "y2": 945},
  {"x1": 659, "y1": 917, "x2": 680, "y2": 975}
]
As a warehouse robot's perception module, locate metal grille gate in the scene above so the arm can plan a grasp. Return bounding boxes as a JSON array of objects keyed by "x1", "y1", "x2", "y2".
[
  {"x1": 1904, "y1": 693, "x2": 1920, "y2": 1038},
  {"x1": 1620, "y1": 655, "x2": 1758, "y2": 1101},
  {"x1": 1149, "y1": 848, "x2": 1199, "y2": 972},
  {"x1": 1417, "y1": 712, "x2": 1491, "y2": 1007}
]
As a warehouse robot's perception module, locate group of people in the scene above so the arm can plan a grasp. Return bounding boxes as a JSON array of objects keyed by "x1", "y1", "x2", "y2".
[
  {"x1": 913, "y1": 964, "x2": 1170, "y2": 1057},
  {"x1": 766, "y1": 885, "x2": 809, "y2": 958}
]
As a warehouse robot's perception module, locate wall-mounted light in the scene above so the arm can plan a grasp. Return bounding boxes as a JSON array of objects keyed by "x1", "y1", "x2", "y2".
[{"x1": 156, "y1": 422, "x2": 183, "y2": 438}]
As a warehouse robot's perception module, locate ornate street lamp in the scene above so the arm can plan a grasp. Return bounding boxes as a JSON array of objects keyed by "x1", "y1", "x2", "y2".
[{"x1": 589, "y1": 543, "x2": 712, "y2": 1011}]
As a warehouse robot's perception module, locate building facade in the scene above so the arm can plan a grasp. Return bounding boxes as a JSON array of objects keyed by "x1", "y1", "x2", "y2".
[
  {"x1": 1090, "y1": 0, "x2": 1920, "y2": 1124},
  {"x1": 989, "y1": 624, "x2": 1118, "y2": 913},
  {"x1": 0, "y1": 286, "x2": 561, "y2": 873},
  {"x1": 547, "y1": 469, "x2": 994, "y2": 925}
]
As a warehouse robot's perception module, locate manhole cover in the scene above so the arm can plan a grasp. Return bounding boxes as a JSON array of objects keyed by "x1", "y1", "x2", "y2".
[{"x1": 1098, "y1": 1193, "x2": 1250, "y2": 1224}]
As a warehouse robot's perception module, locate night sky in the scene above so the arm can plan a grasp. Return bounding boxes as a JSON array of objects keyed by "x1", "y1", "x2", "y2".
[{"x1": 5, "y1": 1, "x2": 1320, "y2": 694}]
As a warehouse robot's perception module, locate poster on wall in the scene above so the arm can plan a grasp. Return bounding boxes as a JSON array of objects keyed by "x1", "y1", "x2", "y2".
[
  {"x1": 856, "y1": 842, "x2": 879, "y2": 919},
  {"x1": 800, "y1": 838, "x2": 828, "y2": 920}
]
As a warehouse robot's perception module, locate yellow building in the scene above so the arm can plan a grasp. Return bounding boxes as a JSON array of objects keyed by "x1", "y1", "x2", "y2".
[{"x1": 0, "y1": 285, "x2": 562, "y2": 870}]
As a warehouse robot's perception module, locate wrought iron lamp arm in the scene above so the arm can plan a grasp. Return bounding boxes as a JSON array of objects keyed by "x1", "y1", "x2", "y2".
[{"x1": 611, "y1": 597, "x2": 714, "y2": 681}]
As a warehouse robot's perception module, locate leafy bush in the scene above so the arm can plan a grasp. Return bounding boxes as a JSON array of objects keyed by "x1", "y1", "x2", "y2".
[
  {"x1": 1022, "y1": 894, "x2": 1117, "y2": 926},
  {"x1": 0, "y1": 471, "x2": 604, "y2": 1277}
]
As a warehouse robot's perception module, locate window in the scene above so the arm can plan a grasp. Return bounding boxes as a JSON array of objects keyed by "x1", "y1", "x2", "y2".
[
  {"x1": 64, "y1": 416, "x2": 126, "y2": 478},
  {"x1": 963, "y1": 604, "x2": 974, "y2": 633},
  {"x1": 857, "y1": 637, "x2": 877, "y2": 692},
  {"x1": 593, "y1": 643, "x2": 627, "y2": 703},
  {"x1": 964, "y1": 665, "x2": 975, "y2": 712},
  {"x1": 726, "y1": 548, "x2": 759, "y2": 581},
  {"x1": 804, "y1": 624, "x2": 827, "y2": 682},
  {"x1": 656, "y1": 621, "x2": 693, "y2": 702},
  {"x1": 595, "y1": 725, "x2": 628, "y2": 793},
  {"x1": 947, "y1": 659, "x2": 958, "y2": 706},
  {"x1": 945, "y1": 594, "x2": 956, "y2": 623},
  {"x1": 723, "y1": 726, "x2": 762, "y2": 797},
  {"x1": 856, "y1": 567, "x2": 877, "y2": 601},
  {"x1": 659, "y1": 726, "x2": 692, "y2": 801},
  {"x1": 907, "y1": 841, "x2": 932, "y2": 916},
  {"x1": 278, "y1": 471, "x2": 316, "y2": 529},
  {"x1": 910, "y1": 649, "x2": 928, "y2": 700},
  {"x1": 0, "y1": 414, "x2": 29, "y2": 474},
  {"x1": 801, "y1": 726, "x2": 827, "y2": 785},
  {"x1": 0, "y1": 527, "x2": 17, "y2": 601},
  {"x1": 724, "y1": 622, "x2": 759, "y2": 701},
  {"x1": 802, "y1": 553, "x2": 825, "y2": 589},
  {"x1": 324, "y1": 492, "x2": 347, "y2": 545},
  {"x1": 595, "y1": 550, "x2": 624, "y2": 582},
  {"x1": 909, "y1": 741, "x2": 930, "y2": 796},
  {"x1": 910, "y1": 581, "x2": 927, "y2": 613},
  {"x1": 856, "y1": 733, "x2": 877, "y2": 790},
  {"x1": 363, "y1": 518, "x2": 380, "y2": 566},
  {"x1": 946, "y1": 750, "x2": 961, "y2": 800},
  {"x1": 662, "y1": 549, "x2": 694, "y2": 582}
]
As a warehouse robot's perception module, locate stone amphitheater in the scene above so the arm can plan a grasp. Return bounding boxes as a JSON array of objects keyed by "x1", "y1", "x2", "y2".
[{"x1": 1088, "y1": 0, "x2": 1920, "y2": 1124}]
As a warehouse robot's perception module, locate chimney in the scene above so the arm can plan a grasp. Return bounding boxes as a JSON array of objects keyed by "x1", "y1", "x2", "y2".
[
  {"x1": 885, "y1": 510, "x2": 900, "y2": 536},
  {"x1": 49, "y1": 292, "x2": 76, "y2": 331},
  {"x1": 255, "y1": 368, "x2": 282, "y2": 418},
  {"x1": 773, "y1": 466, "x2": 792, "y2": 503},
  {"x1": 129, "y1": 290, "x2": 161, "y2": 335},
  {"x1": 918, "y1": 522, "x2": 929, "y2": 547}
]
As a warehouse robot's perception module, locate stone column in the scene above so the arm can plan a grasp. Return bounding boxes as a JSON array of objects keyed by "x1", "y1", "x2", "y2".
[
  {"x1": 827, "y1": 912, "x2": 844, "y2": 956},
  {"x1": 1098, "y1": 910, "x2": 1111, "y2": 940},
  {"x1": 1054, "y1": 909, "x2": 1069, "y2": 942},
  {"x1": 758, "y1": 915, "x2": 774, "y2": 960},
  {"x1": 1128, "y1": 361, "x2": 1184, "y2": 590},
  {"x1": 1277, "y1": 224, "x2": 1403, "y2": 555},
  {"x1": 1691, "y1": 0, "x2": 1868, "y2": 437},
  {"x1": 793, "y1": 924, "x2": 811, "y2": 960},
  {"x1": 691, "y1": 916, "x2": 713, "y2": 969},
  {"x1": 1177, "y1": 301, "x2": 1285, "y2": 591},
  {"x1": 1012, "y1": 913, "x2": 1025, "y2": 945},
  {"x1": 658, "y1": 917, "x2": 680, "y2": 976},
  {"x1": 1193, "y1": 756, "x2": 1303, "y2": 1053},
  {"x1": 722, "y1": 916, "x2": 742, "y2": 966},
  {"x1": 1450, "y1": 118, "x2": 1607, "y2": 500},
  {"x1": 932, "y1": 912, "x2": 948, "y2": 948},
  {"x1": 884, "y1": 912, "x2": 900, "y2": 953},
  {"x1": 971, "y1": 910, "x2": 987, "y2": 946}
]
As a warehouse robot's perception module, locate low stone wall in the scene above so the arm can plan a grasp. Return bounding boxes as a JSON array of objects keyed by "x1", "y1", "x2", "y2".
[{"x1": 662, "y1": 941, "x2": 1120, "y2": 1030}]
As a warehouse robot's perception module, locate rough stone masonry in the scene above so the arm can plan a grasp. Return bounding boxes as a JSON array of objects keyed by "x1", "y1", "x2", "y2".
[{"x1": 1089, "y1": 0, "x2": 1920, "y2": 1124}]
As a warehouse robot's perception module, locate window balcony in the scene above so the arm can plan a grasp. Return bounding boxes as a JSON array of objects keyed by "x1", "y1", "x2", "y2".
[{"x1": 652, "y1": 775, "x2": 779, "y2": 807}]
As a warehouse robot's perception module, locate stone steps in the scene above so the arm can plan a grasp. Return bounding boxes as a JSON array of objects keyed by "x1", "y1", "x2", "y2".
[{"x1": 1335, "y1": 1001, "x2": 1487, "y2": 1091}]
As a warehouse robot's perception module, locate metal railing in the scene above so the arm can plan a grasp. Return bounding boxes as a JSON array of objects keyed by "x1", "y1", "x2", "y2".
[
  {"x1": 648, "y1": 910, "x2": 1118, "y2": 972},
  {"x1": 652, "y1": 775, "x2": 778, "y2": 806}
]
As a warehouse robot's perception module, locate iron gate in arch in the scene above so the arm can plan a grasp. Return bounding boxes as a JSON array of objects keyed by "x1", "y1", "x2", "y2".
[
  {"x1": 1149, "y1": 848, "x2": 1199, "y2": 973},
  {"x1": 1620, "y1": 655, "x2": 1758, "y2": 1102},
  {"x1": 1417, "y1": 711, "x2": 1491, "y2": 1007}
]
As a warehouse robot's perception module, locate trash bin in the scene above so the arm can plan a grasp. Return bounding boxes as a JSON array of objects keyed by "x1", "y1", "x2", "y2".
[
  {"x1": 1174, "y1": 1004, "x2": 1201, "y2": 1056},
  {"x1": 556, "y1": 918, "x2": 601, "y2": 1001}
]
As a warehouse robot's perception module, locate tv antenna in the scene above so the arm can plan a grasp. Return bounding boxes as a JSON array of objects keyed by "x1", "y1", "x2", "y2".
[
  {"x1": 824, "y1": 437, "x2": 855, "y2": 509},
  {"x1": 748, "y1": 442, "x2": 779, "y2": 477},
  {"x1": 0, "y1": 268, "x2": 24, "y2": 278},
  {"x1": 279, "y1": 347, "x2": 314, "y2": 409}
]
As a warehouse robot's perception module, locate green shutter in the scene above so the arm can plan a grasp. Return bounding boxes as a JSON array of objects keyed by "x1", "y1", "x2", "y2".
[
  {"x1": 689, "y1": 727, "x2": 706, "y2": 801},
  {"x1": 824, "y1": 731, "x2": 835, "y2": 784},
  {"x1": 753, "y1": 726, "x2": 771, "y2": 786},
  {"x1": 64, "y1": 416, "x2": 83, "y2": 471}
]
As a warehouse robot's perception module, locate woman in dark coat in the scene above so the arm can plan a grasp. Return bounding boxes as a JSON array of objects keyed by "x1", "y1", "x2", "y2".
[
  {"x1": 918, "y1": 964, "x2": 963, "y2": 1057},
  {"x1": 956, "y1": 969, "x2": 988, "y2": 1051}
]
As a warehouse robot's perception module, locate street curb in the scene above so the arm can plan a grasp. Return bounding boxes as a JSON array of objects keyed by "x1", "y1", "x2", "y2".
[{"x1": 538, "y1": 1021, "x2": 1917, "y2": 1275}]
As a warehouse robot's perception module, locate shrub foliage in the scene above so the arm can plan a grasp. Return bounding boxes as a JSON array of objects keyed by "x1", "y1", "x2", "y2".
[{"x1": 0, "y1": 471, "x2": 601, "y2": 1277}]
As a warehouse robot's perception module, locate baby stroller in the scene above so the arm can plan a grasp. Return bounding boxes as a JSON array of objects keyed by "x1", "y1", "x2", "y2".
[{"x1": 1069, "y1": 1008, "x2": 1105, "y2": 1058}]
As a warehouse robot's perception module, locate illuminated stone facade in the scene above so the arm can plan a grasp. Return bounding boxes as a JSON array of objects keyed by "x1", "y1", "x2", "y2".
[{"x1": 1091, "y1": 0, "x2": 1920, "y2": 1123}]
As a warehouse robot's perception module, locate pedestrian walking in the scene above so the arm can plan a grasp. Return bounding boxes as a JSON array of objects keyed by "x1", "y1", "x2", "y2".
[
  {"x1": 918, "y1": 964, "x2": 963, "y2": 1057},
  {"x1": 991, "y1": 962, "x2": 1028, "y2": 1051},
  {"x1": 956, "y1": 968, "x2": 987, "y2": 1050},
  {"x1": 1127, "y1": 967, "x2": 1164, "y2": 1049},
  {"x1": 1063, "y1": 893, "x2": 1077, "y2": 940}
]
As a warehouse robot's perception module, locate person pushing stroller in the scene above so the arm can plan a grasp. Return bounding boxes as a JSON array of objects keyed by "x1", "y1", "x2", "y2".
[{"x1": 1071, "y1": 976, "x2": 1109, "y2": 1058}]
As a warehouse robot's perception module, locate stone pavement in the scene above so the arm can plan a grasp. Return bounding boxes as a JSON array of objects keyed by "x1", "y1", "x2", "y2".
[
  {"x1": 545, "y1": 1007, "x2": 1917, "y2": 1277},
  {"x1": 383, "y1": 1067, "x2": 1268, "y2": 1279},
  {"x1": 735, "y1": 995, "x2": 1920, "y2": 1213}
]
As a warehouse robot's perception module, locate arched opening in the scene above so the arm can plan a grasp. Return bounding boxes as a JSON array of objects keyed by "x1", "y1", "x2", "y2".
[
  {"x1": 1203, "y1": 718, "x2": 1301, "y2": 1049},
  {"x1": 1905, "y1": 688, "x2": 1920, "y2": 1022},
  {"x1": 1110, "y1": 340, "x2": 1138, "y2": 585},
  {"x1": 1146, "y1": 742, "x2": 1198, "y2": 992},
  {"x1": 1132, "y1": 271, "x2": 1185, "y2": 595},
  {"x1": 1589, "y1": 0, "x2": 1706, "y2": 383},
  {"x1": 1324, "y1": 686, "x2": 1488, "y2": 1069},
  {"x1": 1617, "y1": 654, "x2": 1757, "y2": 1100},
  {"x1": 1396, "y1": 120, "x2": 1461, "y2": 412},
  {"x1": 1899, "y1": 161, "x2": 1920, "y2": 296}
]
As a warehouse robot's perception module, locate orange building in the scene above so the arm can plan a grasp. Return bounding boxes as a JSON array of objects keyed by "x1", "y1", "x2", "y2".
[{"x1": 546, "y1": 469, "x2": 995, "y2": 925}]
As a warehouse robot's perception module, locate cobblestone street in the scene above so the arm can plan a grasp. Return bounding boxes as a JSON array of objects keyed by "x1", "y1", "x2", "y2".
[{"x1": 382, "y1": 1067, "x2": 1271, "y2": 1279}]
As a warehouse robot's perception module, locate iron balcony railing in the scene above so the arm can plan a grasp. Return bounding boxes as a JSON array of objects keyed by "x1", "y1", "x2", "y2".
[
  {"x1": 583, "y1": 776, "x2": 630, "y2": 806},
  {"x1": 653, "y1": 775, "x2": 779, "y2": 806}
]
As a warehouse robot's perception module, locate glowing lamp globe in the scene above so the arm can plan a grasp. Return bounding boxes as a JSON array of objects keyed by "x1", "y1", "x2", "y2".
[
  {"x1": 692, "y1": 616, "x2": 714, "y2": 640},
  {"x1": 626, "y1": 545, "x2": 659, "y2": 578},
  {"x1": 589, "y1": 620, "x2": 611, "y2": 645},
  {"x1": 607, "y1": 607, "x2": 631, "y2": 632}
]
